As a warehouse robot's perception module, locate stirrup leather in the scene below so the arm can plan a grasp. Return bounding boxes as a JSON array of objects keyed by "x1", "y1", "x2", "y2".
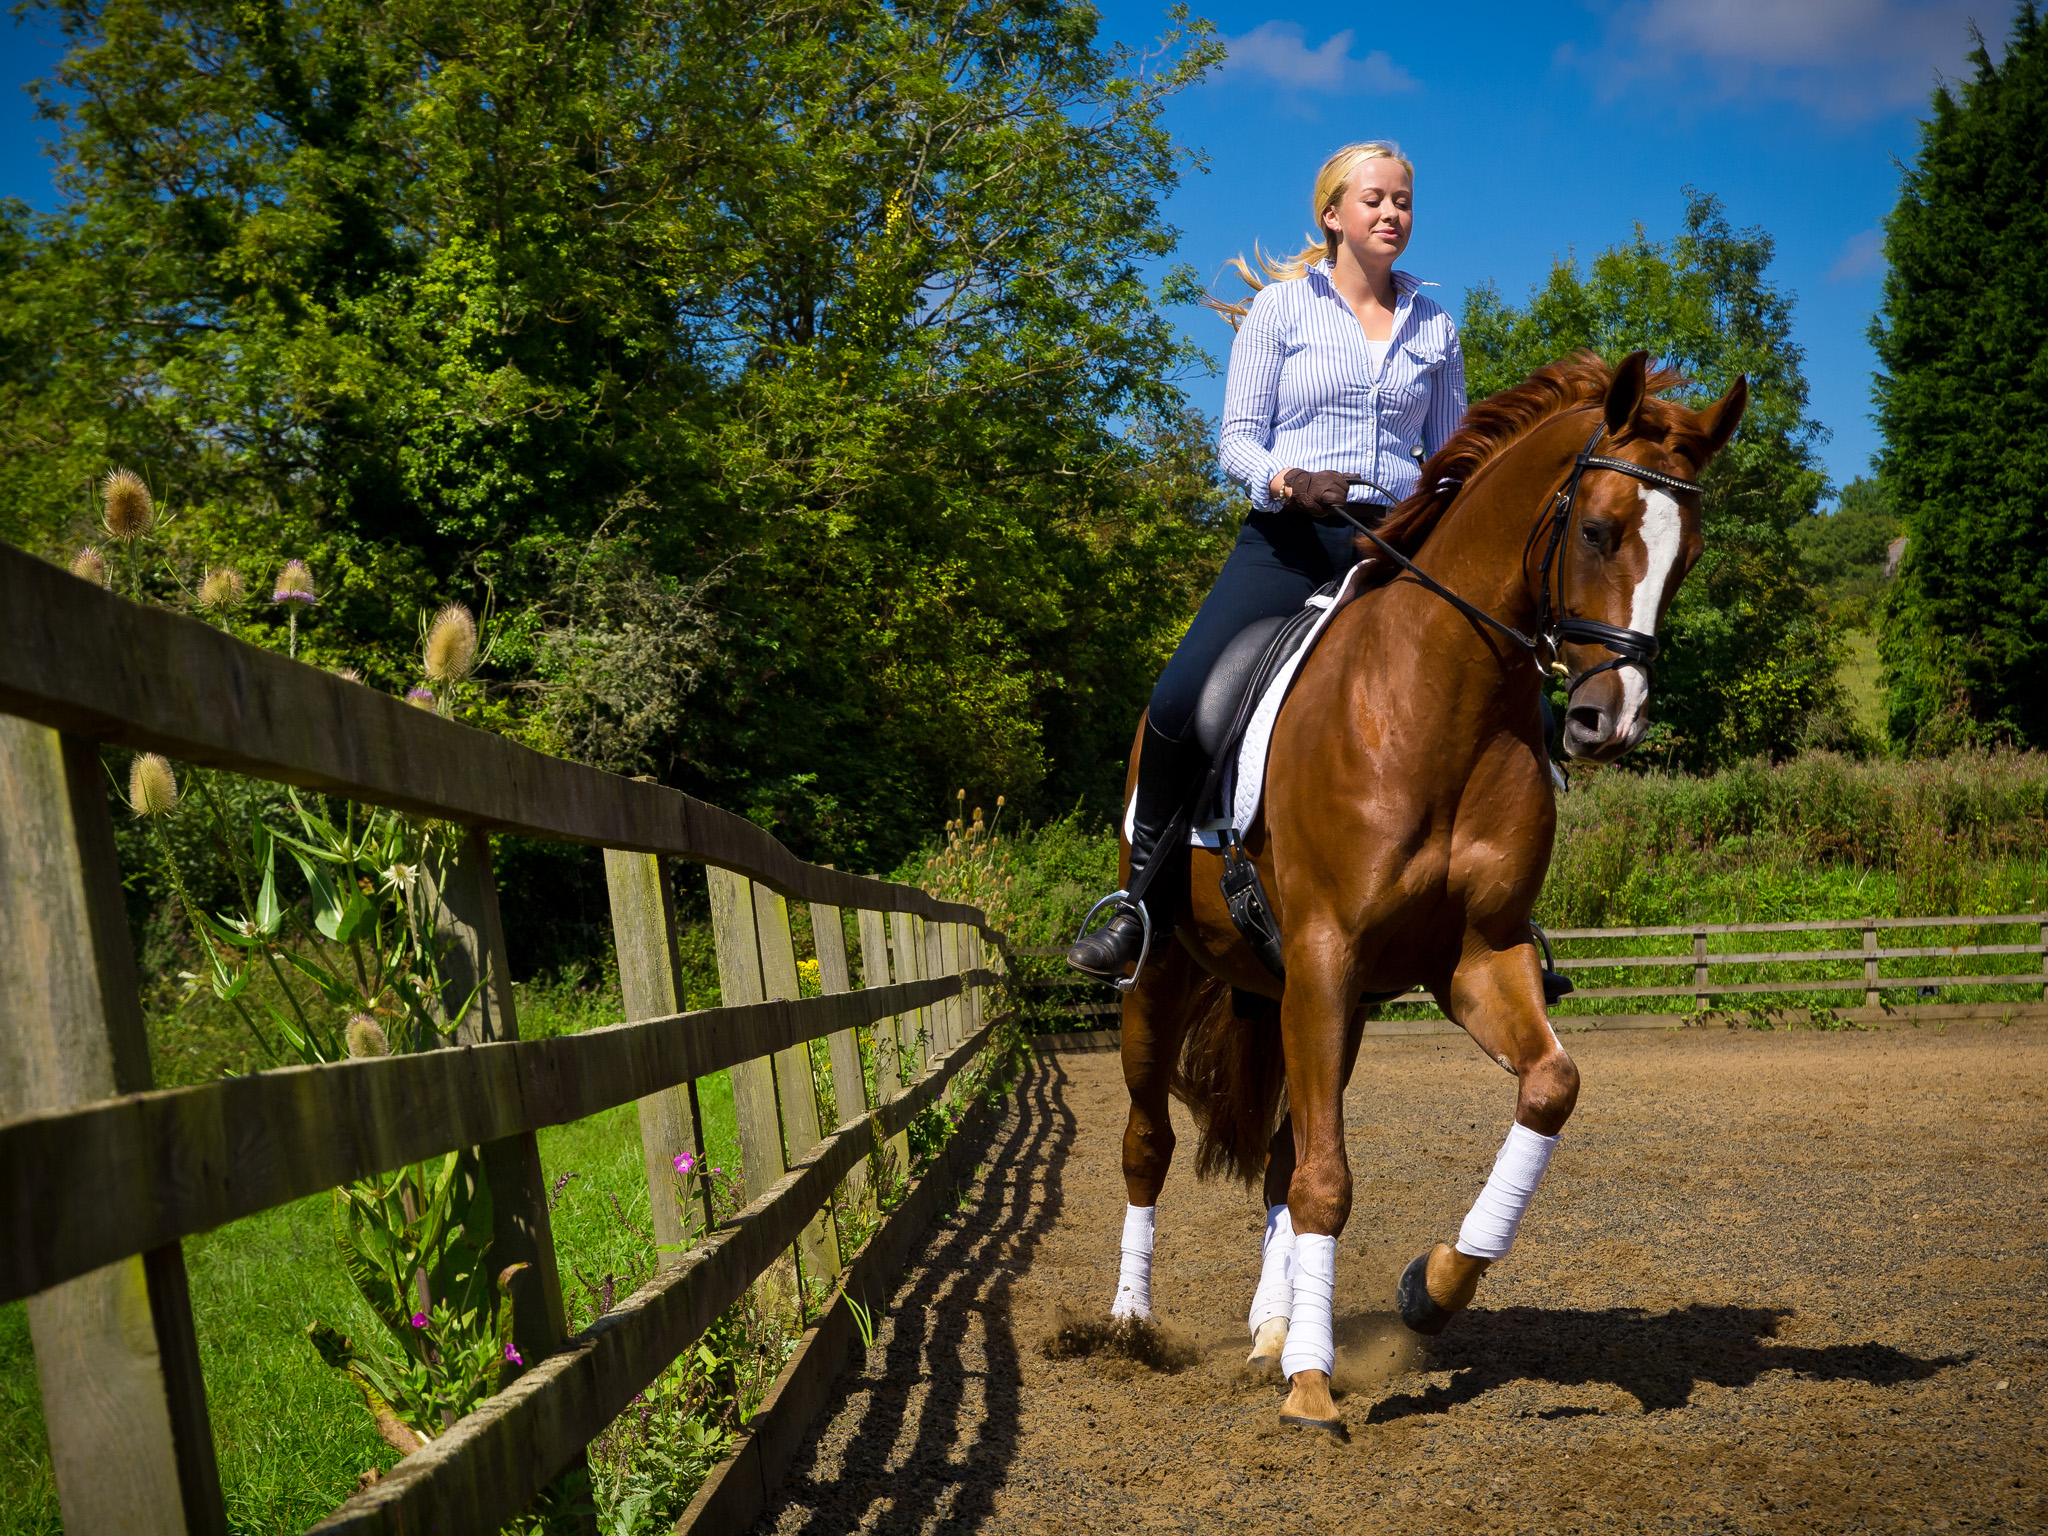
[
  {"x1": 1073, "y1": 889, "x2": 1153, "y2": 993},
  {"x1": 1220, "y1": 831, "x2": 1286, "y2": 981}
]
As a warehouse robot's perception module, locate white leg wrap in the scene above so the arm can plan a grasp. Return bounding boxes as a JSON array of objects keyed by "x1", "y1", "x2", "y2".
[
  {"x1": 1455, "y1": 1122, "x2": 1560, "y2": 1260},
  {"x1": 1248, "y1": 1203, "x2": 1296, "y2": 1334},
  {"x1": 1112, "y1": 1204, "x2": 1156, "y2": 1320},
  {"x1": 1279, "y1": 1232, "x2": 1337, "y2": 1379}
]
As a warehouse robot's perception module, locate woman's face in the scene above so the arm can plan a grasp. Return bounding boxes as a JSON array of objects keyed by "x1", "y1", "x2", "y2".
[{"x1": 1322, "y1": 160, "x2": 1413, "y2": 267}]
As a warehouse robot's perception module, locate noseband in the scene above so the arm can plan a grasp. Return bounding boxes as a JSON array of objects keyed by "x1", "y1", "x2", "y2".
[{"x1": 1340, "y1": 421, "x2": 1702, "y2": 702}]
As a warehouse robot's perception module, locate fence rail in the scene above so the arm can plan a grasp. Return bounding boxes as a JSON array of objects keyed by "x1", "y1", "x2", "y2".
[
  {"x1": 1010, "y1": 915, "x2": 2048, "y2": 1036},
  {"x1": 0, "y1": 541, "x2": 1010, "y2": 1535}
]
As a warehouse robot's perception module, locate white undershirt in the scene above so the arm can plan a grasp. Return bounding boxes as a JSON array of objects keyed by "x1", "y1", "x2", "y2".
[{"x1": 1363, "y1": 336, "x2": 1388, "y2": 374}]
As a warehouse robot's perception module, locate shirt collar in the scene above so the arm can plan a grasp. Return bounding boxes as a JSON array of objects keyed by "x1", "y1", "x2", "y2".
[{"x1": 1310, "y1": 259, "x2": 1436, "y2": 295}]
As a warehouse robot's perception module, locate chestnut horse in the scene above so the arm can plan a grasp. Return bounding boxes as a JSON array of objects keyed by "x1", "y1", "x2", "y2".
[{"x1": 1108, "y1": 351, "x2": 1748, "y2": 1431}]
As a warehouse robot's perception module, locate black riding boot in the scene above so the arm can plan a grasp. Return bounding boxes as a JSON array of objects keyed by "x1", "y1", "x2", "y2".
[{"x1": 1068, "y1": 720, "x2": 1208, "y2": 981}]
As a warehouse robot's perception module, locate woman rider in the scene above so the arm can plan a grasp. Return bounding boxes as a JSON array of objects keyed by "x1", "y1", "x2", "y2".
[{"x1": 1068, "y1": 140, "x2": 1468, "y2": 981}]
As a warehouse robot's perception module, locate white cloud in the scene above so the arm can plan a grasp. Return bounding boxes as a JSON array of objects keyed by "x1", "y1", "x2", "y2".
[
  {"x1": 1220, "y1": 22, "x2": 1418, "y2": 95},
  {"x1": 1828, "y1": 227, "x2": 1886, "y2": 282},
  {"x1": 1580, "y1": 0, "x2": 1989, "y2": 118}
]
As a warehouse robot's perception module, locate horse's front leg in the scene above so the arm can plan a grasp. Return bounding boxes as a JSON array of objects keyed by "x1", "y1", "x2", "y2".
[
  {"x1": 1399, "y1": 939, "x2": 1580, "y2": 1336},
  {"x1": 1275, "y1": 941, "x2": 1357, "y2": 1431},
  {"x1": 1249, "y1": 1005, "x2": 1372, "y2": 1374}
]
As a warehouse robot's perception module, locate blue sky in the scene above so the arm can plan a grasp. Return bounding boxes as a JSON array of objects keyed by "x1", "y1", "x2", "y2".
[
  {"x1": 1092, "y1": 0, "x2": 2006, "y2": 500},
  {"x1": 2, "y1": 0, "x2": 2004, "y2": 499}
]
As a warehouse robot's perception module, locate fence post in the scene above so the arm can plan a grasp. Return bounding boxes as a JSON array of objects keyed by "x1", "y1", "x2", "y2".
[
  {"x1": 604, "y1": 850, "x2": 710, "y2": 1246},
  {"x1": 705, "y1": 868, "x2": 840, "y2": 1289},
  {"x1": 807, "y1": 901, "x2": 870, "y2": 1205},
  {"x1": 0, "y1": 719, "x2": 225, "y2": 1535},
  {"x1": 963, "y1": 926, "x2": 984, "y2": 1035},
  {"x1": 924, "y1": 918, "x2": 951, "y2": 1054},
  {"x1": 2039, "y1": 915, "x2": 2047, "y2": 1006},
  {"x1": 857, "y1": 909, "x2": 911, "y2": 1185},
  {"x1": 425, "y1": 827, "x2": 572, "y2": 1382},
  {"x1": 1692, "y1": 928, "x2": 1710, "y2": 1014},
  {"x1": 939, "y1": 922, "x2": 965, "y2": 1054},
  {"x1": 1863, "y1": 917, "x2": 1882, "y2": 1010},
  {"x1": 754, "y1": 884, "x2": 841, "y2": 1277},
  {"x1": 889, "y1": 910, "x2": 928, "y2": 1082}
]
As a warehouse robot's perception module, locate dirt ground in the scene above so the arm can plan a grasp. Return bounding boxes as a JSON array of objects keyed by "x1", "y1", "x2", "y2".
[{"x1": 751, "y1": 1022, "x2": 2048, "y2": 1534}]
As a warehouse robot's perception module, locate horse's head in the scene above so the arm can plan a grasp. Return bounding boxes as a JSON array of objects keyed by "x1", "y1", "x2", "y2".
[{"x1": 1549, "y1": 351, "x2": 1747, "y2": 763}]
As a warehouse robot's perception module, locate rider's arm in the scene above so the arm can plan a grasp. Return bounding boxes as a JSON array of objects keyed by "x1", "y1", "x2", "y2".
[{"x1": 1219, "y1": 290, "x2": 1291, "y2": 509}]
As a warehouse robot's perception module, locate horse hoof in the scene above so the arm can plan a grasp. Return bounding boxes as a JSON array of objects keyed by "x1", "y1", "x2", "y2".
[
  {"x1": 1279, "y1": 1368, "x2": 1345, "y2": 1437},
  {"x1": 1247, "y1": 1316, "x2": 1288, "y2": 1374},
  {"x1": 1397, "y1": 1249, "x2": 1454, "y2": 1336}
]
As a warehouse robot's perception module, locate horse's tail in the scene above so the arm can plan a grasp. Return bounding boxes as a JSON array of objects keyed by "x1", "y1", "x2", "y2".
[{"x1": 1171, "y1": 984, "x2": 1286, "y2": 1186}]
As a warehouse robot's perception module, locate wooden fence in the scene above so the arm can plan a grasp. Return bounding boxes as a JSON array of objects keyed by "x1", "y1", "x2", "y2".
[
  {"x1": 1014, "y1": 915, "x2": 2048, "y2": 1038},
  {"x1": 0, "y1": 541, "x2": 1010, "y2": 1534}
]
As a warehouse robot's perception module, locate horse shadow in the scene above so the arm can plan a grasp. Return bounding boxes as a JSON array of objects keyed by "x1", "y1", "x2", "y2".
[{"x1": 1363, "y1": 1302, "x2": 1967, "y2": 1421}]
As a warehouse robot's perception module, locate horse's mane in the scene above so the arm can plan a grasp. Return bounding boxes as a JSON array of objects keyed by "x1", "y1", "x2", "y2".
[{"x1": 1360, "y1": 350, "x2": 1699, "y2": 576}]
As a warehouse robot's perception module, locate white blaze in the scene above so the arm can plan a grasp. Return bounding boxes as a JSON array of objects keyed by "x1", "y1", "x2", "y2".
[{"x1": 1620, "y1": 485, "x2": 1683, "y2": 735}]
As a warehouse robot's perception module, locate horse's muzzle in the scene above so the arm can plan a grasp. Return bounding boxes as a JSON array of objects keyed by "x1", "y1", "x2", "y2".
[{"x1": 1560, "y1": 699, "x2": 1645, "y2": 762}]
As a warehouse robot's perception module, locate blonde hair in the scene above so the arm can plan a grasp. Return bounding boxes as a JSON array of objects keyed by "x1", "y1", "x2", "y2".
[{"x1": 1204, "y1": 141, "x2": 1415, "y2": 328}]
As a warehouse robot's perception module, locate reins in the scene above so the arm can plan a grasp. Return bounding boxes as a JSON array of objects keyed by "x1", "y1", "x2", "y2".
[{"x1": 1335, "y1": 420, "x2": 1701, "y2": 699}]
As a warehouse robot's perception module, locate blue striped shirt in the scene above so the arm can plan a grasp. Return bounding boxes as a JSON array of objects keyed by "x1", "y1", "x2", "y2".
[{"x1": 1219, "y1": 262, "x2": 1468, "y2": 510}]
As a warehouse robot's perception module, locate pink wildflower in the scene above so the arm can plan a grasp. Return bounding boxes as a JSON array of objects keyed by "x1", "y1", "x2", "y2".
[
  {"x1": 504, "y1": 1343, "x2": 523, "y2": 1365},
  {"x1": 410, "y1": 1312, "x2": 428, "y2": 1328},
  {"x1": 673, "y1": 1152, "x2": 696, "y2": 1175}
]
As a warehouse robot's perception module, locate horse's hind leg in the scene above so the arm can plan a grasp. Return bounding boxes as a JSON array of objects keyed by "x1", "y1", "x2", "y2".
[
  {"x1": 1398, "y1": 941, "x2": 1579, "y2": 1337},
  {"x1": 1111, "y1": 940, "x2": 1207, "y2": 1320}
]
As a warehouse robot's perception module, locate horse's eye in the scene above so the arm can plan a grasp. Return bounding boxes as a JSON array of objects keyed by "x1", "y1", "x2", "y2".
[{"x1": 1580, "y1": 522, "x2": 1608, "y2": 549}]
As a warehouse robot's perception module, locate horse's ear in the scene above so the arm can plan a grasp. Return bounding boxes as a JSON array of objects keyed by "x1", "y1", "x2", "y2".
[
  {"x1": 1603, "y1": 349, "x2": 1652, "y2": 436},
  {"x1": 1695, "y1": 374, "x2": 1749, "y2": 457}
]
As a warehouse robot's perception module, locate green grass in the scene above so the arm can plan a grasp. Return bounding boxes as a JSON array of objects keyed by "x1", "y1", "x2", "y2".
[
  {"x1": 1838, "y1": 628, "x2": 1888, "y2": 741},
  {"x1": 0, "y1": 1023, "x2": 745, "y2": 1535}
]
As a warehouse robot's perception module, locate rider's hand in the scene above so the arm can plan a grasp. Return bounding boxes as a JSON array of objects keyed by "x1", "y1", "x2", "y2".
[{"x1": 1282, "y1": 468, "x2": 1353, "y2": 514}]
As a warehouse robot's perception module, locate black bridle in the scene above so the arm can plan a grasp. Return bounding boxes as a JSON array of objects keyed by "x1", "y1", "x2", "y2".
[{"x1": 1333, "y1": 421, "x2": 1702, "y2": 700}]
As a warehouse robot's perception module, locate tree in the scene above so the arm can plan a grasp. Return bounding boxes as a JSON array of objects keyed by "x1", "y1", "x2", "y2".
[
  {"x1": 2, "y1": 0, "x2": 1230, "y2": 866},
  {"x1": 1791, "y1": 477, "x2": 1902, "y2": 630},
  {"x1": 1461, "y1": 189, "x2": 1849, "y2": 768},
  {"x1": 1873, "y1": 4, "x2": 2048, "y2": 752}
]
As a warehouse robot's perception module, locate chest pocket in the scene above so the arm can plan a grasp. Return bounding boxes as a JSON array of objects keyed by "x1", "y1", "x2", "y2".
[{"x1": 1386, "y1": 339, "x2": 1444, "y2": 409}]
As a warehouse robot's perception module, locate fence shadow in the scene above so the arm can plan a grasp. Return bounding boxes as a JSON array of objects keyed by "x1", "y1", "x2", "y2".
[
  {"x1": 1364, "y1": 1302, "x2": 1966, "y2": 1421},
  {"x1": 761, "y1": 1054, "x2": 1077, "y2": 1535}
]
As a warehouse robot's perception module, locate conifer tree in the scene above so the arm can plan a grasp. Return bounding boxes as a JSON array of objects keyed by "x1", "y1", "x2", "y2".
[{"x1": 1874, "y1": 4, "x2": 2048, "y2": 750}]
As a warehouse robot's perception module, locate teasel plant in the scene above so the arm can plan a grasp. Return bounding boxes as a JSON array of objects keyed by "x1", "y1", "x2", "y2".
[
  {"x1": 101, "y1": 540, "x2": 535, "y2": 1468},
  {"x1": 68, "y1": 545, "x2": 109, "y2": 588},
  {"x1": 417, "y1": 599, "x2": 493, "y2": 720},
  {"x1": 195, "y1": 565, "x2": 247, "y2": 632},
  {"x1": 99, "y1": 467, "x2": 157, "y2": 594},
  {"x1": 271, "y1": 557, "x2": 317, "y2": 658},
  {"x1": 924, "y1": 789, "x2": 1018, "y2": 932}
]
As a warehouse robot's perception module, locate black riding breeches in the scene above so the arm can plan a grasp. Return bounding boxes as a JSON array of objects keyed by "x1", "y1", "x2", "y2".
[{"x1": 1148, "y1": 509, "x2": 1370, "y2": 742}]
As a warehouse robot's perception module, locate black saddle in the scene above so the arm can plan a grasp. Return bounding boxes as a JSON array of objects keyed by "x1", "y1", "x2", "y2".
[{"x1": 1190, "y1": 587, "x2": 1335, "y2": 760}]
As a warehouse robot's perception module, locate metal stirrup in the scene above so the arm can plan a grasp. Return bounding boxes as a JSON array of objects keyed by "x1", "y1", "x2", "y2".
[{"x1": 1073, "y1": 889, "x2": 1152, "y2": 994}]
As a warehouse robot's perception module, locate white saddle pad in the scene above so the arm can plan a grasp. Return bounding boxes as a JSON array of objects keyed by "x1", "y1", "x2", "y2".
[{"x1": 1125, "y1": 561, "x2": 1374, "y2": 850}]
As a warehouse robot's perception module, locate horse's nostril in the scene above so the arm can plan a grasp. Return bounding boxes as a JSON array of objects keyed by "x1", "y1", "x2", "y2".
[{"x1": 1565, "y1": 705, "x2": 1605, "y2": 736}]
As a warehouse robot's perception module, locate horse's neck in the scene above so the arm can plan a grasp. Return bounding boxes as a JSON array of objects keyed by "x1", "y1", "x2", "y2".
[
  {"x1": 1363, "y1": 433, "x2": 1569, "y2": 672},
  {"x1": 1414, "y1": 422, "x2": 1583, "y2": 632}
]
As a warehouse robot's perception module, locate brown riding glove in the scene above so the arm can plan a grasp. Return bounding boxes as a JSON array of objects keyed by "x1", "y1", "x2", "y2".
[{"x1": 1281, "y1": 468, "x2": 1354, "y2": 514}]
